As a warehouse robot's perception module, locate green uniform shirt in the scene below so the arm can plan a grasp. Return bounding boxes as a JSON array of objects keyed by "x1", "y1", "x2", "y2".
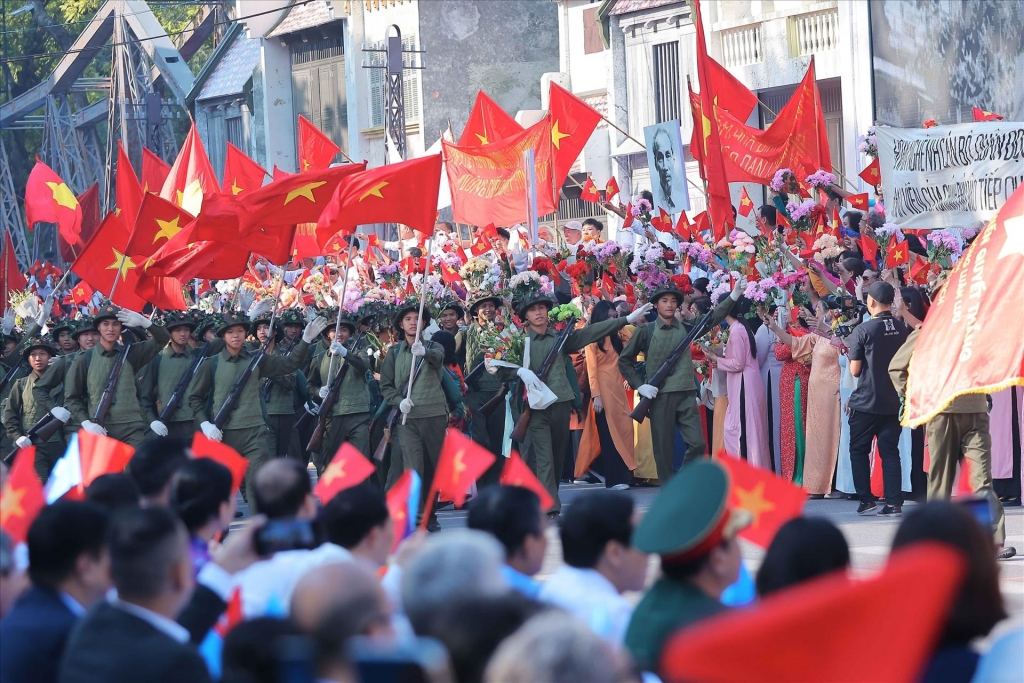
[
  {"x1": 65, "y1": 325, "x2": 170, "y2": 426},
  {"x1": 465, "y1": 321, "x2": 502, "y2": 393},
  {"x1": 379, "y1": 340, "x2": 446, "y2": 419},
  {"x1": 3, "y1": 373, "x2": 61, "y2": 442},
  {"x1": 32, "y1": 352, "x2": 74, "y2": 428},
  {"x1": 262, "y1": 341, "x2": 301, "y2": 416},
  {"x1": 138, "y1": 340, "x2": 225, "y2": 425},
  {"x1": 619, "y1": 297, "x2": 735, "y2": 393},
  {"x1": 307, "y1": 344, "x2": 371, "y2": 416},
  {"x1": 0, "y1": 321, "x2": 40, "y2": 406},
  {"x1": 888, "y1": 326, "x2": 987, "y2": 414},
  {"x1": 518, "y1": 317, "x2": 627, "y2": 404},
  {"x1": 188, "y1": 340, "x2": 310, "y2": 430},
  {"x1": 624, "y1": 578, "x2": 727, "y2": 672}
]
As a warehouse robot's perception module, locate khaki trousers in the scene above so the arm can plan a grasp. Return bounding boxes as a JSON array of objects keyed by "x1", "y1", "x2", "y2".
[
  {"x1": 523, "y1": 401, "x2": 572, "y2": 512},
  {"x1": 647, "y1": 390, "x2": 706, "y2": 483}
]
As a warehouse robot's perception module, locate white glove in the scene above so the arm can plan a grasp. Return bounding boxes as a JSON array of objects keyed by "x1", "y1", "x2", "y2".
[
  {"x1": 319, "y1": 385, "x2": 330, "y2": 399},
  {"x1": 637, "y1": 384, "x2": 659, "y2": 400},
  {"x1": 517, "y1": 367, "x2": 541, "y2": 386},
  {"x1": 730, "y1": 276, "x2": 748, "y2": 301},
  {"x1": 149, "y1": 420, "x2": 168, "y2": 437},
  {"x1": 50, "y1": 406, "x2": 71, "y2": 423},
  {"x1": 399, "y1": 398, "x2": 414, "y2": 415},
  {"x1": 302, "y1": 317, "x2": 329, "y2": 343},
  {"x1": 81, "y1": 420, "x2": 107, "y2": 436},
  {"x1": 484, "y1": 358, "x2": 497, "y2": 374},
  {"x1": 329, "y1": 341, "x2": 347, "y2": 357},
  {"x1": 117, "y1": 309, "x2": 152, "y2": 329},
  {"x1": 410, "y1": 341, "x2": 426, "y2": 357},
  {"x1": 421, "y1": 322, "x2": 440, "y2": 342},
  {"x1": 626, "y1": 302, "x2": 654, "y2": 324},
  {"x1": 36, "y1": 292, "x2": 56, "y2": 326},
  {"x1": 15, "y1": 436, "x2": 31, "y2": 448},
  {"x1": 200, "y1": 421, "x2": 223, "y2": 442},
  {"x1": 1, "y1": 307, "x2": 15, "y2": 335},
  {"x1": 304, "y1": 401, "x2": 320, "y2": 416},
  {"x1": 248, "y1": 298, "x2": 274, "y2": 319}
]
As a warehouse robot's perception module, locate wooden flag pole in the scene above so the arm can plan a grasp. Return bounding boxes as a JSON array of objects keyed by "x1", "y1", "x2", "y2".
[
  {"x1": 325, "y1": 240, "x2": 357, "y2": 386},
  {"x1": 402, "y1": 229, "x2": 436, "y2": 425}
]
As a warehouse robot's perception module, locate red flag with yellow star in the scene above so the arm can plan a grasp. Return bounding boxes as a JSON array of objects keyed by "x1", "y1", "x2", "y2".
[
  {"x1": 847, "y1": 193, "x2": 869, "y2": 211},
  {"x1": 159, "y1": 123, "x2": 220, "y2": 216},
  {"x1": 141, "y1": 147, "x2": 170, "y2": 194},
  {"x1": 115, "y1": 141, "x2": 144, "y2": 227},
  {"x1": 738, "y1": 187, "x2": 755, "y2": 217},
  {"x1": 652, "y1": 207, "x2": 673, "y2": 232},
  {"x1": 25, "y1": 158, "x2": 82, "y2": 246},
  {"x1": 459, "y1": 91, "x2": 522, "y2": 147},
  {"x1": 297, "y1": 115, "x2": 341, "y2": 172},
  {"x1": 125, "y1": 193, "x2": 193, "y2": 260},
  {"x1": 686, "y1": 51, "x2": 759, "y2": 161},
  {"x1": 904, "y1": 183, "x2": 1024, "y2": 426},
  {"x1": 315, "y1": 155, "x2": 442, "y2": 248},
  {"x1": 972, "y1": 107, "x2": 1003, "y2": 122},
  {"x1": 192, "y1": 433, "x2": 249, "y2": 493},
  {"x1": 605, "y1": 176, "x2": 620, "y2": 201},
  {"x1": 69, "y1": 280, "x2": 94, "y2": 305},
  {"x1": 858, "y1": 157, "x2": 881, "y2": 186},
  {"x1": 500, "y1": 450, "x2": 553, "y2": 511},
  {"x1": 547, "y1": 82, "x2": 602, "y2": 187},
  {"x1": 0, "y1": 446, "x2": 46, "y2": 544},
  {"x1": 580, "y1": 176, "x2": 600, "y2": 203},
  {"x1": 675, "y1": 211, "x2": 693, "y2": 241},
  {"x1": 223, "y1": 143, "x2": 268, "y2": 196},
  {"x1": 313, "y1": 443, "x2": 376, "y2": 503},
  {"x1": 71, "y1": 213, "x2": 147, "y2": 310},
  {"x1": 715, "y1": 451, "x2": 805, "y2": 548},
  {"x1": 239, "y1": 162, "x2": 366, "y2": 238},
  {"x1": 2, "y1": 231, "x2": 27, "y2": 305},
  {"x1": 427, "y1": 430, "x2": 496, "y2": 520},
  {"x1": 886, "y1": 239, "x2": 910, "y2": 268}
]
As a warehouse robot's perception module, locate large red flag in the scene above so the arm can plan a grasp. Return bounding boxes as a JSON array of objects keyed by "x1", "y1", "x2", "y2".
[
  {"x1": 71, "y1": 213, "x2": 147, "y2": 310},
  {"x1": 141, "y1": 217, "x2": 250, "y2": 282},
  {"x1": 223, "y1": 143, "x2": 268, "y2": 196},
  {"x1": 500, "y1": 450, "x2": 553, "y2": 511},
  {"x1": 316, "y1": 155, "x2": 442, "y2": 247},
  {"x1": 58, "y1": 183, "x2": 99, "y2": 261},
  {"x1": 428, "y1": 430, "x2": 496, "y2": 514},
  {"x1": 904, "y1": 183, "x2": 1024, "y2": 426},
  {"x1": 688, "y1": 53, "x2": 759, "y2": 163},
  {"x1": 159, "y1": 123, "x2": 220, "y2": 215},
  {"x1": 115, "y1": 142, "x2": 144, "y2": 228},
  {"x1": 238, "y1": 163, "x2": 366, "y2": 237},
  {"x1": 0, "y1": 446, "x2": 46, "y2": 544},
  {"x1": 313, "y1": 443, "x2": 376, "y2": 503},
  {"x1": 125, "y1": 193, "x2": 194, "y2": 259},
  {"x1": 141, "y1": 148, "x2": 170, "y2": 194},
  {"x1": 459, "y1": 91, "x2": 522, "y2": 146},
  {"x1": 297, "y1": 115, "x2": 341, "y2": 172},
  {"x1": 715, "y1": 452, "x2": 805, "y2": 548},
  {"x1": 189, "y1": 192, "x2": 293, "y2": 265},
  {"x1": 25, "y1": 158, "x2": 82, "y2": 246},
  {"x1": 547, "y1": 82, "x2": 603, "y2": 186},
  {"x1": 444, "y1": 118, "x2": 557, "y2": 227}
]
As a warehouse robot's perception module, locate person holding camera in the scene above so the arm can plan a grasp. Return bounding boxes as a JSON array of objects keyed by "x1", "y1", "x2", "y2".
[{"x1": 845, "y1": 281, "x2": 910, "y2": 516}]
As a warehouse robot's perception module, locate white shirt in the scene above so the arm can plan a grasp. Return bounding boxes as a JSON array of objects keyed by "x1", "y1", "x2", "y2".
[
  {"x1": 59, "y1": 592, "x2": 86, "y2": 617},
  {"x1": 109, "y1": 597, "x2": 190, "y2": 644},
  {"x1": 235, "y1": 543, "x2": 352, "y2": 618},
  {"x1": 383, "y1": 236, "x2": 421, "y2": 254},
  {"x1": 538, "y1": 566, "x2": 633, "y2": 645}
]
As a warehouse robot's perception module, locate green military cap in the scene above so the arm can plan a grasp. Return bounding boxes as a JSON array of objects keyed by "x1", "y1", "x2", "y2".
[
  {"x1": 22, "y1": 335, "x2": 58, "y2": 361},
  {"x1": 514, "y1": 293, "x2": 553, "y2": 320},
  {"x1": 160, "y1": 310, "x2": 197, "y2": 332},
  {"x1": 632, "y1": 460, "x2": 751, "y2": 561},
  {"x1": 279, "y1": 308, "x2": 305, "y2": 327},
  {"x1": 467, "y1": 292, "x2": 501, "y2": 316},
  {"x1": 49, "y1": 318, "x2": 75, "y2": 339},
  {"x1": 393, "y1": 298, "x2": 431, "y2": 331},
  {"x1": 194, "y1": 314, "x2": 220, "y2": 340},
  {"x1": 216, "y1": 312, "x2": 251, "y2": 337},
  {"x1": 93, "y1": 300, "x2": 121, "y2": 324},
  {"x1": 249, "y1": 311, "x2": 277, "y2": 336},
  {"x1": 434, "y1": 293, "x2": 467, "y2": 318},
  {"x1": 70, "y1": 316, "x2": 96, "y2": 340}
]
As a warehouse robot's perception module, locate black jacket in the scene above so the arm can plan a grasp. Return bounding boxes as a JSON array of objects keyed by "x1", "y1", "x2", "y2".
[{"x1": 0, "y1": 586, "x2": 78, "y2": 683}]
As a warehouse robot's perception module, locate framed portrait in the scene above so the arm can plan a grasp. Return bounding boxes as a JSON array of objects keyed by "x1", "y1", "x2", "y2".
[{"x1": 644, "y1": 120, "x2": 690, "y2": 215}]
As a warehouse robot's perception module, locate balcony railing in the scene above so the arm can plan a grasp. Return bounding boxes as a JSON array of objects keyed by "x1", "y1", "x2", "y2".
[
  {"x1": 721, "y1": 23, "x2": 764, "y2": 68},
  {"x1": 788, "y1": 8, "x2": 839, "y2": 57}
]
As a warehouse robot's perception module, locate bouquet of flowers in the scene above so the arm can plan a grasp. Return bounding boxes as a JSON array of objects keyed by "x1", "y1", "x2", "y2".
[
  {"x1": 549, "y1": 303, "x2": 582, "y2": 331},
  {"x1": 409, "y1": 274, "x2": 446, "y2": 302},
  {"x1": 431, "y1": 249, "x2": 463, "y2": 273},
  {"x1": 872, "y1": 223, "x2": 905, "y2": 263},
  {"x1": 460, "y1": 257, "x2": 502, "y2": 292},
  {"x1": 812, "y1": 234, "x2": 842, "y2": 263},
  {"x1": 715, "y1": 230, "x2": 756, "y2": 273},
  {"x1": 299, "y1": 271, "x2": 339, "y2": 308},
  {"x1": 743, "y1": 279, "x2": 784, "y2": 315},
  {"x1": 805, "y1": 169, "x2": 836, "y2": 190},
  {"x1": 376, "y1": 262, "x2": 403, "y2": 290},
  {"x1": 678, "y1": 240, "x2": 715, "y2": 267},
  {"x1": 698, "y1": 323, "x2": 730, "y2": 355},
  {"x1": 770, "y1": 168, "x2": 798, "y2": 194},
  {"x1": 708, "y1": 270, "x2": 736, "y2": 305},
  {"x1": 476, "y1": 313, "x2": 525, "y2": 366},
  {"x1": 507, "y1": 270, "x2": 554, "y2": 304},
  {"x1": 785, "y1": 199, "x2": 818, "y2": 235},
  {"x1": 630, "y1": 197, "x2": 655, "y2": 226},
  {"x1": 926, "y1": 230, "x2": 963, "y2": 267},
  {"x1": 691, "y1": 343, "x2": 711, "y2": 385},
  {"x1": 858, "y1": 127, "x2": 878, "y2": 158},
  {"x1": 592, "y1": 240, "x2": 632, "y2": 276}
]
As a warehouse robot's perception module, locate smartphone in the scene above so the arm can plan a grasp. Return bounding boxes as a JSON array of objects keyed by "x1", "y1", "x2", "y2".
[
  {"x1": 253, "y1": 518, "x2": 321, "y2": 556},
  {"x1": 347, "y1": 635, "x2": 454, "y2": 683},
  {"x1": 956, "y1": 496, "x2": 993, "y2": 531}
]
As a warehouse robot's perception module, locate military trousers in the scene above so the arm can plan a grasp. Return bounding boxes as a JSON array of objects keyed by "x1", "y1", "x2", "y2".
[
  {"x1": 395, "y1": 415, "x2": 447, "y2": 526},
  {"x1": 926, "y1": 411, "x2": 1006, "y2": 545},
  {"x1": 223, "y1": 426, "x2": 271, "y2": 509},
  {"x1": 32, "y1": 437, "x2": 67, "y2": 482},
  {"x1": 467, "y1": 389, "x2": 507, "y2": 488},
  {"x1": 322, "y1": 412, "x2": 371, "y2": 472},
  {"x1": 163, "y1": 420, "x2": 196, "y2": 442},
  {"x1": 266, "y1": 412, "x2": 299, "y2": 459},
  {"x1": 105, "y1": 421, "x2": 147, "y2": 449},
  {"x1": 648, "y1": 390, "x2": 706, "y2": 484},
  {"x1": 523, "y1": 401, "x2": 572, "y2": 512}
]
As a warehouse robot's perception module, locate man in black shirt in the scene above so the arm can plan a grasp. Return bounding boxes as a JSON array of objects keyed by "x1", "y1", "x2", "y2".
[{"x1": 846, "y1": 282, "x2": 910, "y2": 516}]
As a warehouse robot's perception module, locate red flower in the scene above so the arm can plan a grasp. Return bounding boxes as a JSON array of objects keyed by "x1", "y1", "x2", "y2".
[
  {"x1": 923, "y1": 119, "x2": 938, "y2": 128},
  {"x1": 671, "y1": 274, "x2": 693, "y2": 295},
  {"x1": 530, "y1": 257, "x2": 554, "y2": 275},
  {"x1": 663, "y1": 249, "x2": 677, "y2": 261}
]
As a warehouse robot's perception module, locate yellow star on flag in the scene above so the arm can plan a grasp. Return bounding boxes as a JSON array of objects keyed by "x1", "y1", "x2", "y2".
[
  {"x1": 359, "y1": 182, "x2": 388, "y2": 202},
  {"x1": 106, "y1": 249, "x2": 137, "y2": 278},
  {"x1": 475, "y1": 133, "x2": 488, "y2": 145},
  {"x1": 45, "y1": 181, "x2": 79, "y2": 210},
  {"x1": 302, "y1": 158, "x2": 311, "y2": 172},
  {"x1": 230, "y1": 179, "x2": 243, "y2": 195},
  {"x1": 701, "y1": 96, "x2": 720, "y2": 155},
  {"x1": 997, "y1": 215, "x2": 1024, "y2": 261},
  {"x1": 0, "y1": 486, "x2": 26, "y2": 521},
  {"x1": 75, "y1": 287, "x2": 85, "y2": 297},
  {"x1": 734, "y1": 481, "x2": 775, "y2": 528},
  {"x1": 740, "y1": 196, "x2": 752, "y2": 207},
  {"x1": 153, "y1": 216, "x2": 182, "y2": 243},
  {"x1": 551, "y1": 120, "x2": 570, "y2": 150},
  {"x1": 285, "y1": 181, "x2": 327, "y2": 205},
  {"x1": 322, "y1": 461, "x2": 346, "y2": 485},
  {"x1": 453, "y1": 451, "x2": 467, "y2": 483}
]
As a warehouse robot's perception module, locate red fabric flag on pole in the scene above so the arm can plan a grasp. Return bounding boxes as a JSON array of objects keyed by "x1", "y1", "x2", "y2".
[
  {"x1": 904, "y1": 183, "x2": 1024, "y2": 426},
  {"x1": 547, "y1": 82, "x2": 603, "y2": 186},
  {"x1": 675, "y1": 211, "x2": 693, "y2": 240},
  {"x1": 886, "y1": 240, "x2": 910, "y2": 268},
  {"x1": 605, "y1": 176, "x2": 620, "y2": 201},
  {"x1": 69, "y1": 281, "x2": 94, "y2": 305},
  {"x1": 223, "y1": 143, "x2": 268, "y2": 196},
  {"x1": 160, "y1": 122, "x2": 220, "y2": 215},
  {"x1": 125, "y1": 193, "x2": 194, "y2": 259},
  {"x1": 25, "y1": 158, "x2": 82, "y2": 247},
  {"x1": 78, "y1": 431, "x2": 135, "y2": 489},
  {"x1": 858, "y1": 158, "x2": 881, "y2": 185},
  {"x1": 141, "y1": 148, "x2": 171, "y2": 194},
  {"x1": 859, "y1": 234, "x2": 879, "y2": 264},
  {"x1": 239, "y1": 163, "x2": 366, "y2": 237},
  {"x1": 115, "y1": 142, "x2": 144, "y2": 227},
  {"x1": 738, "y1": 187, "x2": 754, "y2": 217},
  {"x1": 315, "y1": 155, "x2": 442, "y2": 247},
  {"x1": 500, "y1": 450, "x2": 553, "y2": 511},
  {"x1": 972, "y1": 107, "x2": 1003, "y2": 122},
  {"x1": 313, "y1": 443, "x2": 376, "y2": 503},
  {"x1": 425, "y1": 431, "x2": 496, "y2": 520},
  {"x1": 714, "y1": 452, "x2": 805, "y2": 548},
  {"x1": 386, "y1": 470, "x2": 421, "y2": 553},
  {"x1": 297, "y1": 115, "x2": 341, "y2": 172},
  {"x1": 191, "y1": 433, "x2": 249, "y2": 493},
  {"x1": 1, "y1": 231, "x2": 27, "y2": 305},
  {"x1": 58, "y1": 183, "x2": 99, "y2": 261},
  {"x1": 0, "y1": 446, "x2": 46, "y2": 544},
  {"x1": 459, "y1": 91, "x2": 523, "y2": 146},
  {"x1": 71, "y1": 213, "x2": 147, "y2": 310},
  {"x1": 652, "y1": 207, "x2": 673, "y2": 232},
  {"x1": 580, "y1": 177, "x2": 600, "y2": 203},
  {"x1": 686, "y1": 51, "x2": 759, "y2": 159},
  {"x1": 847, "y1": 193, "x2": 870, "y2": 211}
]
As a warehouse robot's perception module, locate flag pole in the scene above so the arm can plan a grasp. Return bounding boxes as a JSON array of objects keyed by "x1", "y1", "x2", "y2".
[
  {"x1": 107, "y1": 252, "x2": 128, "y2": 302},
  {"x1": 602, "y1": 116, "x2": 646, "y2": 150},
  {"x1": 524, "y1": 148, "x2": 539, "y2": 261},
  {"x1": 325, "y1": 239, "x2": 357, "y2": 386},
  {"x1": 403, "y1": 228, "x2": 436, "y2": 425},
  {"x1": 227, "y1": 255, "x2": 253, "y2": 311}
]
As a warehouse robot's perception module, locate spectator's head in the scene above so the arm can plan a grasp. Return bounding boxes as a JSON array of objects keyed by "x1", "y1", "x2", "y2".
[
  {"x1": 614, "y1": 300, "x2": 632, "y2": 319},
  {"x1": 582, "y1": 218, "x2": 604, "y2": 240},
  {"x1": 865, "y1": 281, "x2": 895, "y2": 314},
  {"x1": 837, "y1": 257, "x2": 866, "y2": 282},
  {"x1": 559, "y1": 491, "x2": 648, "y2": 594},
  {"x1": 1, "y1": 530, "x2": 27, "y2": 618},
  {"x1": 692, "y1": 277, "x2": 711, "y2": 297},
  {"x1": 170, "y1": 458, "x2": 235, "y2": 540},
  {"x1": 221, "y1": 617, "x2": 304, "y2": 683},
  {"x1": 484, "y1": 611, "x2": 628, "y2": 683},
  {"x1": 126, "y1": 436, "x2": 191, "y2": 507},
  {"x1": 431, "y1": 329, "x2": 459, "y2": 367},
  {"x1": 756, "y1": 518, "x2": 850, "y2": 596},
  {"x1": 843, "y1": 209, "x2": 863, "y2": 233},
  {"x1": 899, "y1": 286, "x2": 928, "y2": 322},
  {"x1": 292, "y1": 560, "x2": 392, "y2": 636},
  {"x1": 108, "y1": 506, "x2": 194, "y2": 615},
  {"x1": 561, "y1": 221, "x2": 583, "y2": 245},
  {"x1": 86, "y1": 473, "x2": 141, "y2": 511},
  {"x1": 401, "y1": 529, "x2": 507, "y2": 634},
  {"x1": 27, "y1": 501, "x2": 110, "y2": 607},
  {"x1": 759, "y1": 205, "x2": 777, "y2": 227},
  {"x1": 892, "y1": 502, "x2": 1006, "y2": 646},
  {"x1": 467, "y1": 486, "x2": 547, "y2": 577},
  {"x1": 252, "y1": 458, "x2": 316, "y2": 519},
  {"x1": 318, "y1": 483, "x2": 393, "y2": 568}
]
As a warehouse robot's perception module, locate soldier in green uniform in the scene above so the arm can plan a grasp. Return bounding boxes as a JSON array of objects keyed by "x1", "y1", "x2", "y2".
[
  {"x1": 253, "y1": 310, "x2": 302, "y2": 459},
  {"x1": 3, "y1": 336, "x2": 70, "y2": 479},
  {"x1": 31, "y1": 317, "x2": 99, "y2": 437},
  {"x1": 138, "y1": 311, "x2": 213, "y2": 442},
  {"x1": 624, "y1": 459, "x2": 752, "y2": 674},
  {"x1": 436, "y1": 297, "x2": 466, "y2": 369},
  {"x1": 508, "y1": 284, "x2": 652, "y2": 515},
  {"x1": 64, "y1": 303, "x2": 170, "y2": 447},
  {"x1": 379, "y1": 301, "x2": 446, "y2": 531},
  {"x1": 463, "y1": 291, "x2": 507, "y2": 487},
  {"x1": 307, "y1": 313, "x2": 372, "y2": 469},
  {"x1": 618, "y1": 278, "x2": 745, "y2": 483},
  {"x1": 188, "y1": 311, "x2": 327, "y2": 507},
  {"x1": 50, "y1": 319, "x2": 78, "y2": 356}
]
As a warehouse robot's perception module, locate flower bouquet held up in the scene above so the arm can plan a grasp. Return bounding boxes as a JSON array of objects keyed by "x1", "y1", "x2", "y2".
[{"x1": 925, "y1": 230, "x2": 963, "y2": 268}]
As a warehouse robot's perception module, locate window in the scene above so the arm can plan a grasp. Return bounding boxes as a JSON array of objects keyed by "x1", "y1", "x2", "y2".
[
  {"x1": 652, "y1": 41, "x2": 680, "y2": 123},
  {"x1": 225, "y1": 116, "x2": 245, "y2": 150},
  {"x1": 582, "y1": 7, "x2": 604, "y2": 55},
  {"x1": 367, "y1": 35, "x2": 420, "y2": 127},
  {"x1": 291, "y1": 35, "x2": 349, "y2": 157}
]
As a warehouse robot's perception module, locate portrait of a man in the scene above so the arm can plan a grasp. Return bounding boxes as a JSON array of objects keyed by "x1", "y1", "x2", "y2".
[{"x1": 644, "y1": 120, "x2": 690, "y2": 215}]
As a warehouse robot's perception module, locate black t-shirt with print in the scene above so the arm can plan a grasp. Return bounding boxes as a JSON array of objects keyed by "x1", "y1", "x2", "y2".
[{"x1": 846, "y1": 312, "x2": 910, "y2": 415}]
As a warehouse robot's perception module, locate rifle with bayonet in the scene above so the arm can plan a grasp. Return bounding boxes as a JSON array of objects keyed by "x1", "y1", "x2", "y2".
[
  {"x1": 304, "y1": 332, "x2": 364, "y2": 453},
  {"x1": 508, "y1": 316, "x2": 577, "y2": 443},
  {"x1": 93, "y1": 329, "x2": 136, "y2": 428},
  {"x1": 628, "y1": 307, "x2": 715, "y2": 423},
  {"x1": 159, "y1": 344, "x2": 212, "y2": 423},
  {"x1": 478, "y1": 382, "x2": 511, "y2": 417}
]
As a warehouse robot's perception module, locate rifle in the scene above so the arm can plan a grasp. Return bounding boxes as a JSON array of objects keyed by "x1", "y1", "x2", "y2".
[
  {"x1": 629, "y1": 307, "x2": 716, "y2": 424},
  {"x1": 158, "y1": 344, "x2": 211, "y2": 423},
  {"x1": 0, "y1": 360, "x2": 25, "y2": 396},
  {"x1": 478, "y1": 382, "x2": 511, "y2": 418},
  {"x1": 212, "y1": 303, "x2": 283, "y2": 430},
  {"x1": 2, "y1": 411, "x2": 65, "y2": 466},
  {"x1": 371, "y1": 349, "x2": 430, "y2": 462},
  {"x1": 509, "y1": 316, "x2": 577, "y2": 443},
  {"x1": 305, "y1": 332, "x2": 364, "y2": 453},
  {"x1": 93, "y1": 329, "x2": 136, "y2": 427},
  {"x1": 259, "y1": 336, "x2": 299, "y2": 402}
]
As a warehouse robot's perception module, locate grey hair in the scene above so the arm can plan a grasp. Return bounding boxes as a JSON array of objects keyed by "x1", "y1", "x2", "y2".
[
  {"x1": 484, "y1": 611, "x2": 624, "y2": 683},
  {"x1": 400, "y1": 529, "x2": 507, "y2": 632}
]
